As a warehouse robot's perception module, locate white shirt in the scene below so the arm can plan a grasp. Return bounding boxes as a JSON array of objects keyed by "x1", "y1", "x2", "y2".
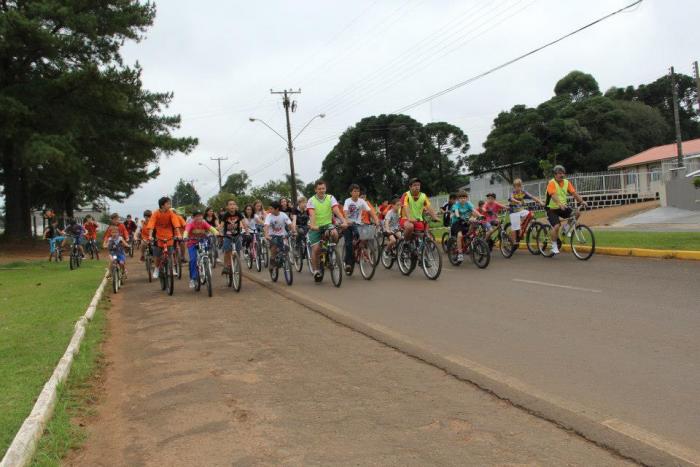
[
  {"x1": 264, "y1": 212, "x2": 292, "y2": 236},
  {"x1": 343, "y1": 197, "x2": 370, "y2": 224}
]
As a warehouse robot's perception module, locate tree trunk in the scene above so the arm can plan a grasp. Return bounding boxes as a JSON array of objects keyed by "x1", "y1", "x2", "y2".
[
  {"x1": 2, "y1": 146, "x2": 33, "y2": 239},
  {"x1": 64, "y1": 188, "x2": 75, "y2": 219}
]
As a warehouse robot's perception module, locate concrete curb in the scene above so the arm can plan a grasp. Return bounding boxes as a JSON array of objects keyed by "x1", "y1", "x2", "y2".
[
  {"x1": 0, "y1": 271, "x2": 108, "y2": 467},
  {"x1": 244, "y1": 271, "x2": 698, "y2": 467}
]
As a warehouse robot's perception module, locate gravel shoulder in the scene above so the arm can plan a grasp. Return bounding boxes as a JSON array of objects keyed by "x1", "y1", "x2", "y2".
[{"x1": 68, "y1": 267, "x2": 632, "y2": 466}]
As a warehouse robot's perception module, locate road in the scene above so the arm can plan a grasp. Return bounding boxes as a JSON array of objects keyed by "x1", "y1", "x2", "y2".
[{"x1": 259, "y1": 248, "x2": 700, "y2": 457}]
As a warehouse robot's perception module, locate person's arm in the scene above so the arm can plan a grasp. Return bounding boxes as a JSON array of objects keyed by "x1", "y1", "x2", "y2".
[
  {"x1": 120, "y1": 238, "x2": 129, "y2": 247},
  {"x1": 286, "y1": 215, "x2": 296, "y2": 233},
  {"x1": 332, "y1": 205, "x2": 347, "y2": 226}
]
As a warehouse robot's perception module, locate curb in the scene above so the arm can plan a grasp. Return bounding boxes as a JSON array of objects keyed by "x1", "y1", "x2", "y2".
[
  {"x1": 1, "y1": 271, "x2": 108, "y2": 467},
  {"x1": 244, "y1": 271, "x2": 698, "y2": 467}
]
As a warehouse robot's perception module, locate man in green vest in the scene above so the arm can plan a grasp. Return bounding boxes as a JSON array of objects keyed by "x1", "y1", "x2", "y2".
[
  {"x1": 400, "y1": 178, "x2": 439, "y2": 241},
  {"x1": 545, "y1": 165, "x2": 588, "y2": 255},
  {"x1": 307, "y1": 179, "x2": 347, "y2": 281}
]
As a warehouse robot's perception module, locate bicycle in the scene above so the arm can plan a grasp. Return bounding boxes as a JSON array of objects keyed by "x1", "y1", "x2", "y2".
[
  {"x1": 156, "y1": 238, "x2": 176, "y2": 296},
  {"x1": 127, "y1": 236, "x2": 135, "y2": 258},
  {"x1": 499, "y1": 207, "x2": 545, "y2": 257},
  {"x1": 268, "y1": 235, "x2": 293, "y2": 285},
  {"x1": 380, "y1": 230, "x2": 402, "y2": 270},
  {"x1": 172, "y1": 239, "x2": 183, "y2": 280},
  {"x1": 144, "y1": 239, "x2": 154, "y2": 283},
  {"x1": 396, "y1": 222, "x2": 442, "y2": 280},
  {"x1": 444, "y1": 219, "x2": 490, "y2": 269},
  {"x1": 310, "y1": 226, "x2": 343, "y2": 287},
  {"x1": 291, "y1": 229, "x2": 308, "y2": 273},
  {"x1": 109, "y1": 245, "x2": 124, "y2": 294},
  {"x1": 207, "y1": 235, "x2": 218, "y2": 269},
  {"x1": 244, "y1": 229, "x2": 263, "y2": 272},
  {"x1": 341, "y1": 224, "x2": 379, "y2": 280},
  {"x1": 85, "y1": 238, "x2": 100, "y2": 260},
  {"x1": 193, "y1": 238, "x2": 213, "y2": 297},
  {"x1": 68, "y1": 236, "x2": 82, "y2": 270},
  {"x1": 537, "y1": 206, "x2": 595, "y2": 260},
  {"x1": 223, "y1": 235, "x2": 242, "y2": 292},
  {"x1": 48, "y1": 239, "x2": 63, "y2": 262},
  {"x1": 260, "y1": 236, "x2": 270, "y2": 269}
]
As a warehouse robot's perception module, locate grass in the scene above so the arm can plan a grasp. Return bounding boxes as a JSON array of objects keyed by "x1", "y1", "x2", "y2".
[
  {"x1": 592, "y1": 231, "x2": 700, "y2": 251},
  {"x1": 0, "y1": 260, "x2": 105, "y2": 458},
  {"x1": 31, "y1": 299, "x2": 108, "y2": 467}
]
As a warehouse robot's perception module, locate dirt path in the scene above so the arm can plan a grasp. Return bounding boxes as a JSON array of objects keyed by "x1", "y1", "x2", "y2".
[{"x1": 69, "y1": 266, "x2": 632, "y2": 466}]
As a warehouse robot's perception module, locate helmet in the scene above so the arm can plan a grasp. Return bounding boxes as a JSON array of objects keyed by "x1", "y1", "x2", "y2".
[{"x1": 553, "y1": 165, "x2": 566, "y2": 174}]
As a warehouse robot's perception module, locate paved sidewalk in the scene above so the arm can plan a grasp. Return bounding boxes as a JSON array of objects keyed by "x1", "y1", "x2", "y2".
[{"x1": 69, "y1": 268, "x2": 631, "y2": 466}]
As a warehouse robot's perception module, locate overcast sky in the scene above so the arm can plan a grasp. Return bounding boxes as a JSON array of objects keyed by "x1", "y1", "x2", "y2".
[{"x1": 112, "y1": 0, "x2": 699, "y2": 216}]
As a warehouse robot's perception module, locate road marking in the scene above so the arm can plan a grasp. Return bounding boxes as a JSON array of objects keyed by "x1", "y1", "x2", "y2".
[
  {"x1": 512, "y1": 278, "x2": 602, "y2": 293},
  {"x1": 602, "y1": 418, "x2": 700, "y2": 466}
]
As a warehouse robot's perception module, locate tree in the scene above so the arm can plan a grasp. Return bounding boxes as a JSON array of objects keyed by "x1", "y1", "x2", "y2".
[
  {"x1": 421, "y1": 122, "x2": 470, "y2": 193},
  {"x1": 554, "y1": 70, "x2": 601, "y2": 102},
  {"x1": 207, "y1": 192, "x2": 236, "y2": 212},
  {"x1": 171, "y1": 179, "x2": 201, "y2": 208},
  {"x1": 221, "y1": 171, "x2": 251, "y2": 195},
  {"x1": 0, "y1": 1, "x2": 197, "y2": 240}
]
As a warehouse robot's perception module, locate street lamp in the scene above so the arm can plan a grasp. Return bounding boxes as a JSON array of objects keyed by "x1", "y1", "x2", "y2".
[{"x1": 249, "y1": 113, "x2": 326, "y2": 205}]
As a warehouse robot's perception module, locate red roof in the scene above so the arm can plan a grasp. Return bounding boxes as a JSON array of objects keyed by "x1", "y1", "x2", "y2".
[{"x1": 609, "y1": 138, "x2": 700, "y2": 169}]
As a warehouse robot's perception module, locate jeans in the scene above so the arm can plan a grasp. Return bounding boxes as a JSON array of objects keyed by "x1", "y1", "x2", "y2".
[
  {"x1": 343, "y1": 224, "x2": 359, "y2": 265},
  {"x1": 188, "y1": 244, "x2": 199, "y2": 279},
  {"x1": 49, "y1": 236, "x2": 65, "y2": 253}
]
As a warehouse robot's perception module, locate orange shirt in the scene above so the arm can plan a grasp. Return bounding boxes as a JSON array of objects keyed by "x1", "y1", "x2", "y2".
[
  {"x1": 144, "y1": 209, "x2": 184, "y2": 241},
  {"x1": 102, "y1": 223, "x2": 130, "y2": 243},
  {"x1": 361, "y1": 200, "x2": 377, "y2": 224},
  {"x1": 83, "y1": 222, "x2": 98, "y2": 240}
]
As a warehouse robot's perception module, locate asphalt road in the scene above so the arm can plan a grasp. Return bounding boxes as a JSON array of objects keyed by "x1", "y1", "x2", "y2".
[{"x1": 257, "y1": 248, "x2": 700, "y2": 456}]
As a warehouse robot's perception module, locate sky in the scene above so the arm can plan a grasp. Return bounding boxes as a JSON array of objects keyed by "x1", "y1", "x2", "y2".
[{"x1": 111, "y1": 0, "x2": 700, "y2": 217}]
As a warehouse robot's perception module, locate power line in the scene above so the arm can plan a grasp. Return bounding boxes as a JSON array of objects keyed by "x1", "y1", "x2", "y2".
[{"x1": 393, "y1": 0, "x2": 644, "y2": 114}]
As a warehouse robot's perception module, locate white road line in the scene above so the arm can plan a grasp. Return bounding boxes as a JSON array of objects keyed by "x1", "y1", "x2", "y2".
[{"x1": 512, "y1": 278, "x2": 602, "y2": 293}]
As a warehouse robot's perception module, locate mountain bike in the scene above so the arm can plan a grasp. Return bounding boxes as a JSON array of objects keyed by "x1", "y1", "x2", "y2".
[
  {"x1": 85, "y1": 238, "x2": 100, "y2": 260},
  {"x1": 194, "y1": 238, "x2": 213, "y2": 297},
  {"x1": 341, "y1": 224, "x2": 379, "y2": 280},
  {"x1": 396, "y1": 223, "x2": 442, "y2": 280},
  {"x1": 312, "y1": 226, "x2": 343, "y2": 287},
  {"x1": 500, "y1": 209, "x2": 544, "y2": 257},
  {"x1": 269, "y1": 235, "x2": 293, "y2": 286},
  {"x1": 157, "y1": 238, "x2": 176, "y2": 296},
  {"x1": 444, "y1": 219, "x2": 490, "y2": 269},
  {"x1": 380, "y1": 230, "x2": 402, "y2": 270},
  {"x1": 291, "y1": 229, "x2": 308, "y2": 273},
  {"x1": 109, "y1": 245, "x2": 123, "y2": 294},
  {"x1": 68, "y1": 236, "x2": 82, "y2": 270},
  {"x1": 224, "y1": 235, "x2": 242, "y2": 292},
  {"x1": 537, "y1": 206, "x2": 595, "y2": 260}
]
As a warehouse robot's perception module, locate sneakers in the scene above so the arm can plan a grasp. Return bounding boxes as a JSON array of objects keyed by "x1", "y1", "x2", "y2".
[
  {"x1": 457, "y1": 253, "x2": 464, "y2": 262},
  {"x1": 313, "y1": 271, "x2": 322, "y2": 282},
  {"x1": 221, "y1": 266, "x2": 231, "y2": 276},
  {"x1": 189, "y1": 279, "x2": 196, "y2": 289},
  {"x1": 152, "y1": 269, "x2": 159, "y2": 279},
  {"x1": 551, "y1": 243, "x2": 560, "y2": 255},
  {"x1": 345, "y1": 264, "x2": 352, "y2": 274}
]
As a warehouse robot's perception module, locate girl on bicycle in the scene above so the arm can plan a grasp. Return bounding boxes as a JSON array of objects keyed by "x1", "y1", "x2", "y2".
[
  {"x1": 241, "y1": 204, "x2": 256, "y2": 252},
  {"x1": 104, "y1": 225, "x2": 129, "y2": 279}
]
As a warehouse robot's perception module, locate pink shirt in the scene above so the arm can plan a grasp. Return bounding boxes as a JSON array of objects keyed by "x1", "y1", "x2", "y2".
[
  {"x1": 185, "y1": 220, "x2": 214, "y2": 247},
  {"x1": 484, "y1": 201, "x2": 504, "y2": 223}
]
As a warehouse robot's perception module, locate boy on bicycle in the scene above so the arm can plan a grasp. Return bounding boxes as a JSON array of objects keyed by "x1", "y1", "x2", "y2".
[
  {"x1": 219, "y1": 199, "x2": 242, "y2": 275},
  {"x1": 44, "y1": 219, "x2": 65, "y2": 261},
  {"x1": 143, "y1": 197, "x2": 185, "y2": 280},
  {"x1": 183, "y1": 210, "x2": 218, "y2": 288},
  {"x1": 343, "y1": 184, "x2": 379, "y2": 274},
  {"x1": 307, "y1": 179, "x2": 347, "y2": 282},
  {"x1": 508, "y1": 179, "x2": 543, "y2": 248},
  {"x1": 383, "y1": 198, "x2": 402, "y2": 253},
  {"x1": 138, "y1": 210, "x2": 152, "y2": 261},
  {"x1": 451, "y1": 190, "x2": 476, "y2": 262},
  {"x1": 104, "y1": 226, "x2": 129, "y2": 279},
  {"x1": 400, "y1": 178, "x2": 439, "y2": 241},
  {"x1": 83, "y1": 215, "x2": 99, "y2": 253},
  {"x1": 63, "y1": 219, "x2": 86, "y2": 258},
  {"x1": 264, "y1": 201, "x2": 296, "y2": 271}
]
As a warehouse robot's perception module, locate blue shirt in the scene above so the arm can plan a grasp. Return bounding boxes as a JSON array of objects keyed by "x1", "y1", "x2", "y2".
[{"x1": 451, "y1": 201, "x2": 474, "y2": 225}]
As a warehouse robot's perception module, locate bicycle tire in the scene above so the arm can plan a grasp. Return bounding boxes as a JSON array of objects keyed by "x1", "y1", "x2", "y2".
[
  {"x1": 245, "y1": 247, "x2": 253, "y2": 270},
  {"x1": 499, "y1": 224, "x2": 515, "y2": 259},
  {"x1": 445, "y1": 237, "x2": 462, "y2": 266},
  {"x1": 112, "y1": 265, "x2": 119, "y2": 293},
  {"x1": 69, "y1": 253, "x2": 76, "y2": 270},
  {"x1": 525, "y1": 223, "x2": 541, "y2": 255},
  {"x1": 359, "y1": 242, "x2": 377, "y2": 280},
  {"x1": 146, "y1": 257, "x2": 153, "y2": 283},
  {"x1": 262, "y1": 242, "x2": 269, "y2": 268},
  {"x1": 421, "y1": 238, "x2": 442, "y2": 280},
  {"x1": 255, "y1": 241, "x2": 262, "y2": 272},
  {"x1": 570, "y1": 224, "x2": 595, "y2": 260},
  {"x1": 284, "y1": 254, "x2": 293, "y2": 285},
  {"x1": 232, "y1": 254, "x2": 241, "y2": 292},
  {"x1": 380, "y1": 245, "x2": 395, "y2": 269},
  {"x1": 441, "y1": 232, "x2": 450, "y2": 253},
  {"x1": 293, "y1": 241, "x2": 304, "y2": 273},
  {"x1": 205, "y1": 258, "x2": 213, "y2": 296},
  {"x1": 159, "y1": 264, "x2": 167, "y2": 290},
  {"x1": 471, "y1": 238, "x2": 491, "y2": 269},
  {"x1": 167, "y1": 255, "x2": 175, "y2": 295},
  {"x1": 537, "y1": 224, "x2": 555, "y2": 258},
  {"x1": 329, "y1": 249, "x2": 343, "y2": 287},
  {"x1": 174, "y1": 251, "x2": 182, "y2": 280}
]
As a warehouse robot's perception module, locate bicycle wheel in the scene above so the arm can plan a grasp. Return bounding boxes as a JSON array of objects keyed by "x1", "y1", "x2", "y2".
[
  {"x1": 570, "y1": 224, "x2": 595, "y2": 260},
  {"x1": 421, "y1": 238, "x2": 442, "y2": 280},
  {"x1": 381, "y1": 245, "x2": 395, "y2": 269},
  {"x1": 526, "y1": 223, "x2": 541, "y2": 255},
  {"x1": 329, "y1": 249, "x2": 343, "y2": 287},
  {"x1": 445, "y1": 237, "x2": 462, "y2": 266},
  {"x1": 69, "y1": 252, "x2": 76, "y2": 270},
  {"x1": 441, "y1": 232, "x2": 450, "y2": 253},
  {"x1": 471, "y1": 238, "x2": 491, "y2": 269},
  {"x1": 88, "y1": 243, "x2": 94, "y2": 260},
  {"x1": 204, "y1": 258, "x2": 213, "y2": 296},
  {"x1": 284, "y1": 253, "x2": 293, "y2": 285},
  {"x1": 293, "y1": 240, "x2": 304, "y2": 272},
  {"x1": 128, "y1": 242, "x2": 134, "y2": 258},
  {"x1": 232, "y1": 253, "x2": 241, "y2": 292},
  {"x1": 255, "y1": 241, "x2": 262, "y2": 272},
  {"x1": 262, "y1": 242, "x2": 269, "y2": 268},
  {"x1": 146, "y1": 256, "x2": 153, "y2": 283},
  {"x1": 76, "y1": 250, "x2": 82, "y2": 267},
  {"x1": 212, "y1": 245, "x2": 218, "y2": 269},
  {"x1": 499, "y1": 225, "x2": 515, "y2": 259},
  {"x1": 112, "y1": 265, "x2": 119, "y2": 293},
  {"x1": 270, "y1": 261, "x2": 279, "y2": 282},
  {"x1": 167, "y1": 255, "x2": 175, "y2": 295},
  {"x1": 245, "y1": 246, "x2": 253, "y2": 269},
  {"x1": 359, "y1": 243, "x2": 377, "y2": 280},
  {"x1": 537, "y1": 224, "x2": 555, "y2": 258},
  {"x1": 174, "y1": 251, "x2": 182, "y2": 280},
  {"x1": 159, "y1": 264, "x2": 167, "y2": 290},
  {"x1": 396, "y1": 241, "x2": 416, "y2": 276},
  {"x1": 195, "y1": 264, "x2": 202, "y2": 292}
]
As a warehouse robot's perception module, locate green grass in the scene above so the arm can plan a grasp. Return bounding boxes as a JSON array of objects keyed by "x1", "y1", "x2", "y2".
[
  {"x1": 592, "y1": 231, "x2": 700, "y2": 251},
  {"x1": 31, "y1": 299, "x2": 108, "y2": 467},
  {"x1": 0, "y1": 260, "x2": 105, "y2": 458}
]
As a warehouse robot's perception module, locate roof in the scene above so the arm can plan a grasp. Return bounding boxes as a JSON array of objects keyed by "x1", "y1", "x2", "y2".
[{"x1": 609, "y1": 138, "x2": 700, "y2": 169}]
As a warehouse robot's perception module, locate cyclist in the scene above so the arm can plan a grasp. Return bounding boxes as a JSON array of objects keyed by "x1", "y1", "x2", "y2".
[
  {"x1": 307, "y1": 179, "x2": 347, "y2": 282},
  {"x1": 204, "y1": 207, "x2": 219, "y2": 228},
  {"x1": 383, "y1": 198, "x2": 402, "y2": 253},
  {"x1": 508, "y1": 178, "x2": 544, "y2": 249},
  {"x1": 104, "y1": 213, "x2": 130, "y2": 242},
  {"x1": 183, "y1": 210, "x2": 219, "y2": 288},
  {"x1": 483, "y1": 193, "x2": 507, "y2": 247},
  {"x1": 143, "y1": 197, "x2": 185, "y2": 280},
  {"x1": 450, "y1": 190, "x2": 476, "y2": 262},
  {"x1": 219, "y1": 199, "x2": 243, "y2": 275},
  {"x1": 546, "y1": 165, "x2": 588, "y2": 255},
  {"x1": 441, "y1": 193, "x2": 457, "y2": 228},
  {"x1": 241, "y1": 204, "x2": 256, "y2": 253},
  {"x1": 63, "y1": 218, "x2": 86, "y2": 258},
  {"x1": 292, "y1": 196, "x2": 309, "y2": 233},
  {"x1": 44, "y1": 219, "x2": 65, "y2": 261},
  {"x1": 83, "y1": 215, "x2": 99, "y2": 256},
  {"x1": 124, "y1": 215, "x2": 138, "y2": 240},
  {"x1": 138, "y1": 210, "x2": 152, "y2": 261},
  {"x1": 359, "y1": 191, "x2": 379, "y2": 226},
  {"x1": 264, "y1": 200, "x2": 296, "y2": 272},
  {"x1": 400, "y1": 178, "x2": 439, "y2": 241},
  {"x1": 343, "y1": 184, "x2": 380, "y2": 274},
  {"x1": 104, "y1": 223, "x2": 129, "y2": 279}
]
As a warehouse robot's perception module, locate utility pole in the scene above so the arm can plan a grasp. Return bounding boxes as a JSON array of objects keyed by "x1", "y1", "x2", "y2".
[
  {"x1": 210, "y1": 156, "x2": 228, "y2": 191},
  {"x1": 669, "y1": 67, "x2": 684, "y2": 167},
  {"x1": 693, "y1": 61, "x2": 700, "y2": 115},
  {"x1": 271, "y1": 88, "x2": 302, "y2": 206}
]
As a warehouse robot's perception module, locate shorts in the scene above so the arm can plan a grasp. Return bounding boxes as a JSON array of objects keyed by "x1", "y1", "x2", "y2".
[
  {"x1": 509, "y1": 210, "x2": 530, "y2": 231},
  {"x1": 110, "y1": 252, "x2": 126, "y2": 263},
  {"x1": 450, "y1": 220, "x2": 469, "y2": 237},
  {"x1": 399, "y1": 218, "x2": 427, "y2": 231},
  {"x1": 269, "y1": 235, "x2": 286, "y2": 250},
  {"x1": 546, "y1": 207, "x2": 572, "y2": 226},
  {"x1": 223, "y1": 235, "x2": 242, "y2": 252},
  {"x1": 70, "y1": 236, "x2": 83, "y2": 246},
  {"x1": 308, "y1": 224, "x2": 334, "y2": 246}
]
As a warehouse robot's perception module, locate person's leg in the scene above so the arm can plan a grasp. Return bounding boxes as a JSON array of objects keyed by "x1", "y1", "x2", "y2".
[
  {"x1": 404, "y1": 221, "x2": 415, "y2": 241},
  {"x1": 188, "y1": 244, "x2": 198, "y2": 280},
  {"x1": 223, "y1": 237, "x2": 232, "y2": 272},
  {"x1": 343, "y1": 226, "x2": 354, "y2": 266},
  {"x1": 509, "y1": 212, "x2": 521, "y2": 243}
]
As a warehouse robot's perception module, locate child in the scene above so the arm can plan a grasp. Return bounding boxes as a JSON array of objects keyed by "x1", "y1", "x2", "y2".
[
  {"x1": 451, "y1": 190, "x2": 476, "y2": 262},
  {"x1": 104, "y1": 227, "x2": 129, "y2": 279},
  {"x1": 63, "y1": 218, "x2": 86, "y2": 258},
  {"x1": 483, "y1": 193, "x2": 507, "y2": 247},
  {"x1": 383, "y1": 198, "x2": 402, "y2": 252},
  {"x1": 44, "y1": 220, "x2": 65, "y2": 260},
  {"x1": 441, "y1": 193, "x2": 457, "y2": 228},
  {"x1": 83, "y1": 215, "x2": 99, "y2": 249},
  {"x1": 264, "y1": 201, "x2": 296, "y2": 270},
  {"x1": 508, "y1": 179, "x2": 543, "y2": 247},
  {"x1": 219, "y1": 199, "x2": 243, "y2": 275},
  {"x1": 183, "y1": 210, "x2": 218, "y2": 288}
]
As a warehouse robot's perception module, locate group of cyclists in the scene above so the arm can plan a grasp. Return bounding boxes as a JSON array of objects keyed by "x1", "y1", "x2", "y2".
[{"x1": 44, "y1": 164, "x2": 589, "y2": 294}]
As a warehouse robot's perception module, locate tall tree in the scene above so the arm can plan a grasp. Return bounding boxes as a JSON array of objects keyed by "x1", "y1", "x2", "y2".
[
  {"x1": 0, "y1": 0, "x2": 197, "y2": 239},
  {"x1": 171, "y1": 179, "x2": 201, "y2": 208},
  {"x1": 554, "y1": 70, "x2": 601, "y2": 102},
  {"x1": 421, "y1": 122, "x2": 469, "y2": 192},
  {"x1": 221, "y1": 170, "x2": 251, "y2": 195}
]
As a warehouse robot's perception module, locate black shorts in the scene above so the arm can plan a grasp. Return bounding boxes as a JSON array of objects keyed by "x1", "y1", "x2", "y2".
[
  {"x1": 450, "y1": 220, "x2": 469, "y2": 237},
  {"x1": 546, "y1": 207, "x2": 572, "y2": 226}
]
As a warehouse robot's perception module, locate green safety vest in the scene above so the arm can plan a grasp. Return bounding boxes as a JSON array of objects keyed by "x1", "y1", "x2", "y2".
[
  {"x1": 548, "y1": 178, "x2": 569, "y2": 209},
  {"x1": 404, "y1": 191, "x2": 427, "y2": 220},
  {"x1": 310, "y1": 195, "x2": 333, "y2": 226}
]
